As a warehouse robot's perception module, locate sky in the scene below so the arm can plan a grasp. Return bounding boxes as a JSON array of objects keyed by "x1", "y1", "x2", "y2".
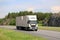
[{"x1": 0, "y1": 0, "x2": 60, "y2": 18}]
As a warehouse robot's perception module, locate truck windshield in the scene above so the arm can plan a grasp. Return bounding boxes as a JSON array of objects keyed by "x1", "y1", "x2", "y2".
[
  {"x1": 27, "y1": 20, "x2": 37, "y2": 24},
  {"x1": 30, "y1": 21, "x2": 37, "y2": 24}
]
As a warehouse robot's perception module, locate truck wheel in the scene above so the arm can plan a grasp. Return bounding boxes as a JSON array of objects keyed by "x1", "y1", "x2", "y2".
[
  {"x1": 25, "y1": 27, "x2": 29, "y2": 31},
  {"x1": 16, "y1": 26, "x2": 19, "y2": 30},
  {"x1": 35, "y1": 29, "x2": 38, "y2": 31}
]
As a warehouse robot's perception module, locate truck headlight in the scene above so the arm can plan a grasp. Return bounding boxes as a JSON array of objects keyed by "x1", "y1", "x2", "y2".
[
  {"x1": 36, "y1": 24, "x2": 38, "y2": 27},
  {"x1": 29, "y1": 24, "x2": 31, "y2": 27}
]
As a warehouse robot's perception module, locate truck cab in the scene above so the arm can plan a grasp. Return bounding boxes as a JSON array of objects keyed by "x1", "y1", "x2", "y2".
[{"x1": 27, "y1": 15, "x2": 38, "y2": 31}]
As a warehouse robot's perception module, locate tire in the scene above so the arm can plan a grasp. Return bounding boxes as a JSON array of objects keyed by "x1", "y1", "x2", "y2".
[
  {"x1": 16, "y1": 26, "x2": 19, "y2": 30},
  {"x1": 25, "y1": 27, "x2": 29, "y2": 31},
  {"x1": 35, "y1": 29, "x2": 38, "y2": 31}
]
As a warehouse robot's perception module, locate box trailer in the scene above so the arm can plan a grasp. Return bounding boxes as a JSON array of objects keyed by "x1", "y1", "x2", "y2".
[{"x1": 16, "y1": 15, "x2": 38, "y2": 31}]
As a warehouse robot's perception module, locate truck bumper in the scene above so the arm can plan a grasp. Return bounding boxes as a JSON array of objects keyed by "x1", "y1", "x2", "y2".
[{"x1": 29, "y1": 27, "x2": 38, "y2": 30}]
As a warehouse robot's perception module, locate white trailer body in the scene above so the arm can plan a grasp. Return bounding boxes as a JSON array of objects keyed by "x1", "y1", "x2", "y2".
[{"x1": 16, "y1": 15, "x2": 38, "y2": 31}]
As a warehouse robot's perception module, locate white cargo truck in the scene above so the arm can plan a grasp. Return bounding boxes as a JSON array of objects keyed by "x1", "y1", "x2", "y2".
[{"x1": 16, "y1": 15, "x2": 38, "y2": 31}]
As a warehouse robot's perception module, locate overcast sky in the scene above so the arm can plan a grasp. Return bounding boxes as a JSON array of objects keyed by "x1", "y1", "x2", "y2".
[{"x1": 0, "y1": 0, "x2": 60, "y2": 18}]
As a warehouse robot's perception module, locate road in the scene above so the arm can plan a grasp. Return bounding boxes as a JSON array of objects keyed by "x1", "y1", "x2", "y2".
[{"x1": 0, "y1": 26, "x2": 60, "y2": 40}]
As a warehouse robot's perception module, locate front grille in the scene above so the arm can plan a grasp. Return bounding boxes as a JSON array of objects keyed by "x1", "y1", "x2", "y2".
[{"x1": 31, "y1": 25, "x2": 36, "y2": 27}]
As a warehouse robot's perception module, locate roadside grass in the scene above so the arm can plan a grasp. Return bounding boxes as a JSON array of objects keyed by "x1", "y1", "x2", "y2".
[
  {"x1": 0, "y1": 28, "x2": 46, "y2": 40},
  {"x1": 39, "y1": 26, "x2": 60, "y2": 32}
]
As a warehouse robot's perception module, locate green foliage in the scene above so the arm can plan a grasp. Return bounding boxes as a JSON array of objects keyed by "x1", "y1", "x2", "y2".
[
  {"x1": 5, "y1": 12, "x2": 18, "y2": 19},
  {"x1": 0, "y1": 19, "x2": 4, "y2": 25},
  {"x1": 37, "y1": 13, "x2": 44, "y2": 21},
  {"x1": 9, "y1": 19, "x2": 16, "y2": 25},
  {"x1": 0, "y1": 19, "x2": 3, "y2": 23},
  {"x1": 6, "y1": 11, "x2": 52, "y2": 21},
  {"x1": 44, "y1": 13, "x2": 52, "y2": 19},
  {"x1": 0, "y1": 11, "x2": 53, "y2": 25}
]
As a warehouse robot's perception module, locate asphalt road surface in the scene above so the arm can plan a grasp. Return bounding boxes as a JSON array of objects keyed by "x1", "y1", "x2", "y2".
[{"x1": 0, "y1": 26, "x2": 60, "y2": 40}]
